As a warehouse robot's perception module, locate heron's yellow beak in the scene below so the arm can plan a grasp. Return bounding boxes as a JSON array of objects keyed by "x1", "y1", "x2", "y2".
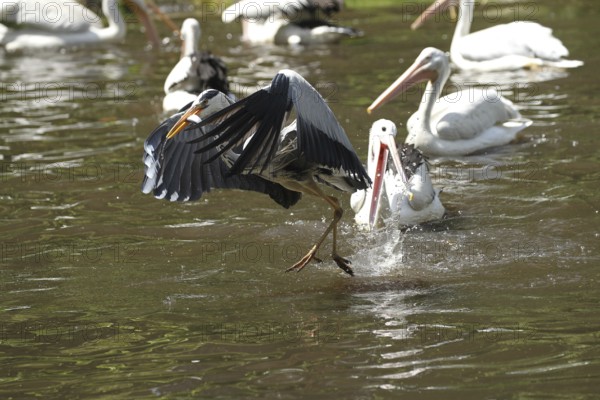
[{"x1": 166, "y1": 103, "x2": 206, "y2": 139}]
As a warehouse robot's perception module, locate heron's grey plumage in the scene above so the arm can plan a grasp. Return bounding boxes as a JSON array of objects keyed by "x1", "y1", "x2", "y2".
[
  {"x1": 142, "y1": 93, "x2": 301, "y2": 208},
  {"x1": 192, "y1": 69, "x2": 369, "y2": 191}
]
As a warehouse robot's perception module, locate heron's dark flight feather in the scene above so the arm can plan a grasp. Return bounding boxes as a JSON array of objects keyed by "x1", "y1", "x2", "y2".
[
  {"x1": 141, "y1": 110, "x2": 301, "y2": 208},
  {"x1": 193, "y1": 70, "x2": 370, "y2": 189}
]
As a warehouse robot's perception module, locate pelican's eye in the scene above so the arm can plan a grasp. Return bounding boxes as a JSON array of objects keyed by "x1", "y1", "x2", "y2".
[{"x1": 382, "y1": 126, "x2": 387, "y2": 132}]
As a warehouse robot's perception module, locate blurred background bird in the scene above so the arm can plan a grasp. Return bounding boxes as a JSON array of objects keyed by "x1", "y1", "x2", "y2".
[
  {"x1": 221, "y1": 0, "x2": 361, "y2": 45},
  {"x1": 411, "y1": 0, "x2": 583, "y2": 71},
  {"x1": 0, "y1": 0, "x2": 169, "y2": 52},
  {"x1": 162, "y1": 18, "x2": 233, "y2": 113}
]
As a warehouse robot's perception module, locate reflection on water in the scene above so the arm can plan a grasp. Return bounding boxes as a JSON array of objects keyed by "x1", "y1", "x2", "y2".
[{"x1": 1, "y1": 1, "x2": 599, "y2": 398}]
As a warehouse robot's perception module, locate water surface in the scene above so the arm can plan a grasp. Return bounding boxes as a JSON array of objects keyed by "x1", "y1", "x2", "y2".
[{"x1": 1, "y1": 1, "x2": 599, "y2": 398}]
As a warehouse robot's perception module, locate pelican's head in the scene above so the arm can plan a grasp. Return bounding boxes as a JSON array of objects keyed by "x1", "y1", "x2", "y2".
[
  {"x1": 367, "y1": 47, "x2": 449, "y2": 114},
  {"x1": 352, "y1": 119, "x2": 410, "y2": 230},
  {"x1": 166, "y1": 89, "x2": 231, "y2": 139},
  {"x1": 180, "y1": 18, "x2": 201, "y2": 56}
]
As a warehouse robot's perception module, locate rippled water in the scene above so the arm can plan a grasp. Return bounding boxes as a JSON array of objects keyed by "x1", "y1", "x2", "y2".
[{"x1": 1, "y1": 1, "x2": 599, "y2": 398}]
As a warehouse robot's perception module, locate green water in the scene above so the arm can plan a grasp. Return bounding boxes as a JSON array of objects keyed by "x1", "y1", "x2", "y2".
[{"x1": 1, "y1": 1, "x2": 598, "y2": 398}]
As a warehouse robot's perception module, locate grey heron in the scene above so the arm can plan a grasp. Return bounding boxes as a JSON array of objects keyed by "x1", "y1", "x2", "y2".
[
  {"x1": 367, "y1": 47, "x2": 532, "y2": 156},
  {"x1": 143, "y1": 69, "x2": 370, "y2": 276}
]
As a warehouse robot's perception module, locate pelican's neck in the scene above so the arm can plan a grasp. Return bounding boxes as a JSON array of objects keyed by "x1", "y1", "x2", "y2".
[
  {"x1": 366, "y1": 135, "x2": 377, "y2": 175},
  {"x1": 452, "y1": 0, "x2": 474, "y2": 46},
  {"x1": 414, "y1": 73, "x2": 446, "y2": 136},
  {"x1": 97, "y1": 0, "x2": 126, "y2": 41},
  {"x1": 183, "y1": 33, "x2": 198, "y2": 57}
]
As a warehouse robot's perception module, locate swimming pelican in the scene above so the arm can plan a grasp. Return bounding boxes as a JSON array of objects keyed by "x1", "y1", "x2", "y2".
[
  {"x1": 411, "y1": 0, "x2": 583, "y2": 71},
  {"x1": 1, "y1": 0, "x2": 103, "y2": 32},
  {"x1": 351, "y1": 119, "x2": 444, "y2": 230},
  {"x1": 368, "y1": 47, "x2": 532, "y2": 156},
  {"x1": 143, "y1": 70, "x2": 369, "y2": 275},
  {"x1": 163, "y1": 18, "x2": 232, "y2": 113},
  {"x1": 0, "y1": 0, "x2": 162, "y2": 52},
  {"x1": 221, "y1": 0, "x2": 360, "y2": 45}
]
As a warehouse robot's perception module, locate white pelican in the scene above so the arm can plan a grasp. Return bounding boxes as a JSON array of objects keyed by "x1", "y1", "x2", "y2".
[
  {"x1": 143, "y1": 70, "x2": 370, "y2": 275},
  {"x1": 162, "y1": 18, "x2": 232, "y2": 113},
  {"x1": 0, "y1": 0, "x2": 161, "y2": 52},
  {"x1": 411, "y1": 0, "x2": 583, "y2": 71},
  {"x1": 367, "y1": 47, "x2": 532, "y2": 156},
  {"x1": 1, "y1": 0, "x2": 103, "y2": 32},
  {"x1": 221, "y1": 0, "x2": 360, "y2": 45},
  {"x1": 351, "y1": 119, "x2": 444, "y2": 230}
]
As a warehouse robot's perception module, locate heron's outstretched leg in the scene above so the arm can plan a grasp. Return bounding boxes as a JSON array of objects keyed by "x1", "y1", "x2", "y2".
[{"x1": 286, "y1": 182, "x2": 354, "y2": 276}]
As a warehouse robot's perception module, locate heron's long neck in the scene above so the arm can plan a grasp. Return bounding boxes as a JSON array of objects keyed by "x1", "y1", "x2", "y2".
[{"x1": 98, "y1": 0, "x2": 126, "y2": 41}]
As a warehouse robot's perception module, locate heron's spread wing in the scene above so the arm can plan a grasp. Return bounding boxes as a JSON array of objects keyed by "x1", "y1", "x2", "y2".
[
  {"x1": 286, "y1": 70, "x2": 367, "y2": 185},
  {"x1": 141, "y1": 110, "x2": 301, "y2": 208},
  {"x1": 192, "y1": 69, "x2": 369, "y2": 188}
]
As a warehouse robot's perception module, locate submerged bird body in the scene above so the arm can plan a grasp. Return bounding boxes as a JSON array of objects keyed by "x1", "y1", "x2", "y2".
[
  {"x1": 368, "y1": 47, "x2": 532, "y2": 156},
  {"x1": 351, "y1": 119, "x2": 444, "y2": 230},
  {"x1": 411, "y1": 0, "x2": 583, "y2": 71},
  {"x1": 0, "y1": 0, "x2": 161, "y2": 52},
  {"x1": 222, "y1": 0, "x2": 360, "y2": 45},
  {"x1": 144, "y1": 70, "x2": 369, "y2": 275},
  {"x1": 163, "y1": 18, "x2": 231, "y2": 113}
]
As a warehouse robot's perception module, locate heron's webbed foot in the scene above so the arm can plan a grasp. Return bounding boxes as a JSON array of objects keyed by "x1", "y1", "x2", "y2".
[{"x1": 332, "y1": 254, "x2": 354, "y2": 276}]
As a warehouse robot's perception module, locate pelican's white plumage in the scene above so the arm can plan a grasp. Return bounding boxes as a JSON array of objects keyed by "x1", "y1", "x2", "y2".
[
  {"x1": 1, "y1": 0, "x2": 103, "y2": 32},
  {"x1": 351, "y1": 119, "x2": 444, "y2": 230},
  {"x1": 411, "y1": 0, "x2": 583, "y2": 71},
  {"x1": 221, "y1": 0, "x2": 359, "y2": 45},
  {"x1": 368, "y1": 48, "x2": 532, "y2": 156},
  {"x1": 162, "y1": 18, "x2": 231, "y2": 113},
  {"x1": 0, "y1": 0, "x2": 161, "y2": 52}
]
